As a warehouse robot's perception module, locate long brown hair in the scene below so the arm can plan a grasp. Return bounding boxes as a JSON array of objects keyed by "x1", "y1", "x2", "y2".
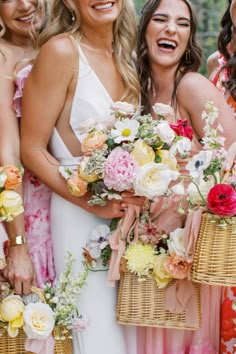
[
  {"x1": 137, "y1": 0, "x2": 202, "y2": 113},
  {"x1": 218, "y1": 0, "x2": 236, "y2": 100}
]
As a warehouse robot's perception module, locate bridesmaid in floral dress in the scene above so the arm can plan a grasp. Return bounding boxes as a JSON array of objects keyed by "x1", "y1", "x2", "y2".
[
  {"x1": 208, "y1": 1, "x2": 236, "y2": 353},
  {"x1": 0, "y1": 0, "x2": 55, "y2": 293}
]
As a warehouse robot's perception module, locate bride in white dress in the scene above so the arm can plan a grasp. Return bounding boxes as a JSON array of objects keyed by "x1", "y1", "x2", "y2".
[{"x1": 21, "y1": 0, "x2": 142, "y2": 353}]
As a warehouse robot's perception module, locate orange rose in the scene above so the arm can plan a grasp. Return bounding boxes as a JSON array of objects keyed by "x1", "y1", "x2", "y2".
[
  {"x1": 81, "y1": 131, "x2": 108, "y2": 155},
  {"x1": 0, "y1": 165, "x2": 22, "y2": 190},
  {"x1": 67, "y1": 173, "x2": 88, "y2": 197},
  {"x1": 165, "y1": 254, "x2": 191, "y2": 280}
]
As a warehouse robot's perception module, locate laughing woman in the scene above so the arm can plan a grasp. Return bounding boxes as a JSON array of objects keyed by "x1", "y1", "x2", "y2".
[{"x1": 136, "y1": 0, "x2": 236, "y2": 353}]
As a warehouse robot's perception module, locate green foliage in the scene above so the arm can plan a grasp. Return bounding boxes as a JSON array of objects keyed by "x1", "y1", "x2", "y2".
[{"x1": 133, "y1": 0, "x2": 227, "y2": 76}]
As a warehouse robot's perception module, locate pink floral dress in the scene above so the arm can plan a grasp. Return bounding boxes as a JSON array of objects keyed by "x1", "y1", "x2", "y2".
[
  {"x1": 13, "y1": 64, "x2": 56, "y2": 287},
  {"x1": 211, "y1": 54, "x2": 236, "y2": 354}
]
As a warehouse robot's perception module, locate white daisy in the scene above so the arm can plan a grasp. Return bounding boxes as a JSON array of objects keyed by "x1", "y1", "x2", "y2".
[{"x1": 111, "y1": 118, "x2": 140, "y2": 143}]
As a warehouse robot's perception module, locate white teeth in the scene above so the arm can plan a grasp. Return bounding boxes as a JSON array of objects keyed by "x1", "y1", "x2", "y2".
[
  {"x1": 18, "y1": 14, "x2": 34, "y2": 21},
  {"x1": 158, "y1": 40, "x2": 176, "y2": 48},
  {"x1": 94, "y1": 2, "x2": 113, "y2": 10}
]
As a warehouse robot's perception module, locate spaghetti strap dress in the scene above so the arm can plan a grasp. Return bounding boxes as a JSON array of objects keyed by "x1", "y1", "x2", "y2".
[{"x1": 49, "y1": 44, "x2": 134, "y2": 354}]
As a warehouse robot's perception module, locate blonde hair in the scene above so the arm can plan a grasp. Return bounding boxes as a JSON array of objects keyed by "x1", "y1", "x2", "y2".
[{"x1": 38, "y1": 0, "x2": 139, "y2": 105}]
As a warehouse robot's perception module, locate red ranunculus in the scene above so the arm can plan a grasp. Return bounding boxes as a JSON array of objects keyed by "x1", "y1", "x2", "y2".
[
  {"x1": 207, "y1": 184, "x2": 236, "y2": 217},
  {"x1": 170, "y1": 119, "x2": 193, "y2": 140}
]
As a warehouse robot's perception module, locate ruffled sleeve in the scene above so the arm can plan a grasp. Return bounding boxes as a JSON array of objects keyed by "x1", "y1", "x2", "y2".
[{"x1": 13, "y1": 64, "x2": 33, "y2": 118}]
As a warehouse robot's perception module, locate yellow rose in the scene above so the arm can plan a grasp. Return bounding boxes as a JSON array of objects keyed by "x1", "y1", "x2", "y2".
[
  {"x1": 153, "y1": 254, "x2": 172, "y2": 288},
  {"x1": 0, "y1": 190, "x2": 24, "y2": 221},
  {"x1": 156, "y1": 150, "x2": 177, "y2": 170},
  {"x1": 130, "y1": 139, "x2": 155, "y2": 166},
  {"x1": 67, "y1": 172, "x2": 88, "y2": 197},
  {"x1": 23, "y1": 303, "x2": 55, "y2": 340},
  {"x1": 0, "y1": 295, "x2": 25, "y2": 337},
  {"x1": 82, "y1": 131, "x2": 108, "y2": 155},
  {"x1": 78, "y1": 157, "x2": 99, "y2": 183}
]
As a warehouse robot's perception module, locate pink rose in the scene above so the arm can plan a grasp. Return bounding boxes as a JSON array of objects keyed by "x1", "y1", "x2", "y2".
[
  {"x1": 67, "y1": 173, "x2": 88, "y2": 197},
  {"x1": 103, "y1": 147, "x2": 138, "y2": 192},
  {"x1": 165, "y1": 254, "x2": 191, "y2": 279},
  {"x1": 207, "y1": 184, "x2": 236, "y2": 217}
]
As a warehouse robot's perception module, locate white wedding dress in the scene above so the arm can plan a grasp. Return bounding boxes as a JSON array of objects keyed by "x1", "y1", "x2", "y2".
[{"x1": 49, "y1": 44, "x2": 137, "y2": 354}]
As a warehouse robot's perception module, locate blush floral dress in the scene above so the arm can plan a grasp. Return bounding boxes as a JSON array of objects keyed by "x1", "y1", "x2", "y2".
[
  {"x1": 13, "y1": 64, "x2": 56, "y2": 287},
  {"x1": 211, "y1": 54, "x2": 236, "y2": 354}
]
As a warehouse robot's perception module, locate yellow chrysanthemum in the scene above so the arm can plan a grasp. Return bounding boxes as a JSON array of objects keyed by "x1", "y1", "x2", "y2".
[{"x1": 124, "y1": 243, "x2": 156, "y2": 277}]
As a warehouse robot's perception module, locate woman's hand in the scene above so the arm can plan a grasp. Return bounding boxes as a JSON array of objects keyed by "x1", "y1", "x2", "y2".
[
  {"x1": 3, "y1": 245, "x2": 36, "y2": 295},
  {"x1": 88, "y1": 191, "x2": 146, "y2": 219}
]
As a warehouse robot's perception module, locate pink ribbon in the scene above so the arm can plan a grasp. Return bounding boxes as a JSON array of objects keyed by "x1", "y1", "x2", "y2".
[
  {"x1": 184, "y1": 207, "x2": 207, "y2": 263},
  {"x1": 25, "y1": 334, "x2": 55, "y2": 354},
  {"x1": 164, "y1": 278, "x2": 200, "y2": 328},
  {"x1": 107, "y1": 204, "x2": 140, "y2": 286}
]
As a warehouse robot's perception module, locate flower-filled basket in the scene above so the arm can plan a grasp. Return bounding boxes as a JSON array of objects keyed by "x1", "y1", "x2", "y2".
[
  {"x1": 116, "y1": 259, "x2": 201, "y2": 330},
  {"x1": 0, "y1": 286, "x2": 73, "y2": 354},
  {"x1": 191, "y1": 212, "x2": 236, "y2": 286},
  {"x1": 0, "y1": 253, "x2": 88, "y2": 354}
]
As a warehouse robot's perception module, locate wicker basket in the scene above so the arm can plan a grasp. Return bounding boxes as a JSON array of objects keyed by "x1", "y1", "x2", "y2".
[
  {"x1": 191, "y1": 212, "x2": 236, "y2": 286},
  {"x1": 117, "y1": 260, "x2": 201, "y2": 330},
  {"x1": 0, "y1": 287, "x2": 73, "y2": 354}
]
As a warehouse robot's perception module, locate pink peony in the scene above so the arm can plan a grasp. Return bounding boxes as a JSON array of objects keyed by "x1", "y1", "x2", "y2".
[
  {"x1": 207, "y1": 184, "x2": 236, "y2": 217},
  {"x1": 165, "y1": 254, "x2": 191, "y2": 279},
  {"x1": 103, "y1": 147, "x2": 138, "y2": 192}
]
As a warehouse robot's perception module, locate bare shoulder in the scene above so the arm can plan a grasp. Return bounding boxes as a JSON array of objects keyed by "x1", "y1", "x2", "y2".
[
  {"x1": 177, "y1": 72, "x2": 224, "y2": 113},
  {"x1": 0, "y1": 39, "x2": 15, "y2": 64},
  {"x1": 178, "y1": 72, "x2": 214, "y2": 96},
  {"x1": 206, "y1": 50, "x2": 219, "y2": 77},
  {"x1": 37, "y1": 34, "x2": 78, "y2": 64}
]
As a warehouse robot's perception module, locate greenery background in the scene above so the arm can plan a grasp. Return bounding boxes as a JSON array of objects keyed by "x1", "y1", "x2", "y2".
[{"x1": 134, "y1": 0, "x2": 227, "y2": 75}]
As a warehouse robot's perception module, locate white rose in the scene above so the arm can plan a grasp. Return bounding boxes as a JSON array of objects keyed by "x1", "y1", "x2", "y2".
[
  {"x1": 167, "y1": 227, "x2": 186, "y2": 257},
  {"x1": 134, "y1": 163, "x2": 179, "y2": 200},
  {"x1": 111, "y1": 101, "x2": 135, "y2": 116},
  {"x1": 187, "y1": 179, "x2": 214, "y2": 205},
  {"x1": 169, "y1": 137, "x2": 192, "y2": 157},
  {"x1": 23, "y1": 303, "x2": 55, "y2": 340},
  {"x1": 152, "y1": 103, "x2": 174, "y2": 117},
  {"x1": 156, "y1": 121, "x2": 175, "y2": 144},
  {"x1": 78, "y1": 118, "x2": 97, "y2": 134}
]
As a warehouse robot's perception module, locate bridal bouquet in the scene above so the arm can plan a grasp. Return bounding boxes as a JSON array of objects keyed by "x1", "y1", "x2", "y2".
[
  {"x1": 0, "y1": 253, "x2": 88, "y2": 354},
  {"x1": 59, "y1": 102, "x2": 193, "y2": 206}
]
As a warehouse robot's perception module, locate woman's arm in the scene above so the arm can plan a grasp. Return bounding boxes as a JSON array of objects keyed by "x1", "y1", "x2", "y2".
[
  {"x1": 0, "y1": 48, "x2": 35, "y2": 294},
  {"x1": 178, "y1": 72, "x2": 236, "y2": 148},
  {"x1": 21, "y1": 36, "x2": 142, "y2": 220}
]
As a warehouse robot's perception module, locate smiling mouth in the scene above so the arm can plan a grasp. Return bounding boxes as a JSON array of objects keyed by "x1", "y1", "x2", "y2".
[
  {"x1": 93, "y1": 2, "x2": 114, "y2": 10},
  {"x1": 17, "y1": 12, "x2": 35, "y2": 22},
  {"x1": 157, "y1": 40, "x2": 177, "y2": 50}
]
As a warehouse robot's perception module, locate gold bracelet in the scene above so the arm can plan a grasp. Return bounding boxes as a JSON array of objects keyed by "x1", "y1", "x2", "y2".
[{"x1": 9, "y1": 235, "x2": 27, "y2": 247}]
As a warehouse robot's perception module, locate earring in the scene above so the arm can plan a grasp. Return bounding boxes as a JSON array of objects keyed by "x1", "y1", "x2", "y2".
[
  {"x1": 185, "y1": 49, "x2": 191, "y2": 64},
  {"x1": 71, "y1": 10, "x2": 75, "y2": 22}
]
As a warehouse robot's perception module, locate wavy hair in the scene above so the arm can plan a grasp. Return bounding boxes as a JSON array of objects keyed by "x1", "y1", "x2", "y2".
[
  {"x1": 218, "y1": 0, "x2": 236, "y2": 100},
  {"x1": 137, "y1": 0, "x2": 202, "y2": 113},
  {"x1": 38, "y1": 0, "x2": 139, "y2": 105}
]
